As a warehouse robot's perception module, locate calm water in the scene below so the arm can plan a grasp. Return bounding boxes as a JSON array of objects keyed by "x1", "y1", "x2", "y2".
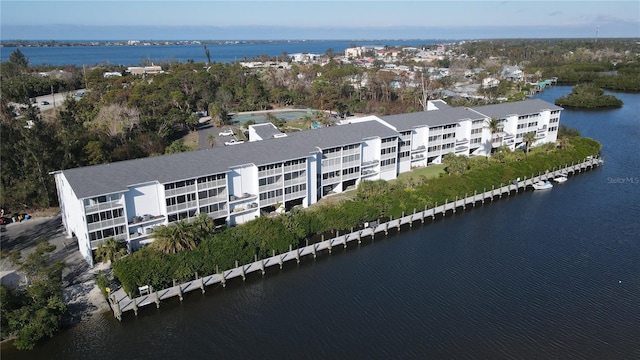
[
  {"x1": 2, "y1": 87, "x2": 639, "y2": 359},
  {"x1": 0, "y1": 40, "x2": 435, "y2": 66}
]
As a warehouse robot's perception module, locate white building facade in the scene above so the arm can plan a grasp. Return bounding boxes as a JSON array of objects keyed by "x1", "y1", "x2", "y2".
[{"x1": 53, "y1": 99, "x2": 562, "y2": 266}]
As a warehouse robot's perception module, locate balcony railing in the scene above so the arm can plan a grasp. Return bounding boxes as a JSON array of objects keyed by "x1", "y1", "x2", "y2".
[
  {"x1": 361, "y1": 160, "x2": 378, "y2": 168},
  {"x1": 90, "y1": 234, "x2": 127, "y2": 249},
  {"x1": 229, "y1": 193, "x2": 257, "y2": 204},
  {"x1": 230, "y1": 202, "x2": 258, "y2": 215},
  {"x1": 87, "y1": 217, "x2": 127, "y2": 232},
  {"x1": 85, "y1": 200, "x2": 123, "y2": 214},
  {"x1": 129, "y1": 214, "x2": 165, "y2": 226}
]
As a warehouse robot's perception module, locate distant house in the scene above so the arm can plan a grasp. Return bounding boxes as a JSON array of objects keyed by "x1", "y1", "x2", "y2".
[
  {"x1": 289, "y1": 53, "x2": 321, "y2": 64},
  {"x1": 126, "y1": 65, "x2": 163, "y2": 75},
  {"x1": 483, "y1": 77, "x2": 500, "y2": 88},
  {"x1": 345, "y1": 47, "x2": 366, "y2": 58},
  {"x1": 501, "y1": 65, "x2": 524, "y2": 81},
  {"x1": 104, "y1": 72, "x2": 122, "y2": 78}
]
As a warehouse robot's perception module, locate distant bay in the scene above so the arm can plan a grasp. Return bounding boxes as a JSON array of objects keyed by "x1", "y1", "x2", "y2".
[{"x1": 0, "y1": 40, "x2": 437, "y2": 66}]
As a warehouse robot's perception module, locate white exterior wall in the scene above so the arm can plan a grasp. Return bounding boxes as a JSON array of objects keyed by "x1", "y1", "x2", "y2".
[
  {"x1": 228, "y1": 164, "x2": 259, "y2": 226},
  {"x1": 55, "y1": 172, "x2": 92, "y2": 266},
  {"x1": 125, "y1": 182, "x2": 163, "y2": 223},
  {"x1": 398, "y1": 154, "x2": 411, "y2": 173},
  {"x1": 229, "y1": 164, "x2": 258, "y2": 197},
  {"x1": 361, "y1": 138, "x2": 381, "y2": 180},
  {"x1": 455, "y1": 120, "x2": 472, "y2": 156},
  {"x1": 379, "y1": 165, "x2": 397, "y2": 180},
  {"x1": 307, "y1": 153, "x2": 320, "y2": 205},
  {"x1": 248, "y1": 126, "x2": 262, "y2": 141},
  {"x1": 536, "y1": 109, "x2": 552, "y2": 145}
]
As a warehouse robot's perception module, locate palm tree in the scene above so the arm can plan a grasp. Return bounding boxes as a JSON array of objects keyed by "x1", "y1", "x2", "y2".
[
  {"x1": 522, "y1": 131, "x2": 537, "y2": 155},
  {"x1": 207, "y1": 134, "x2": 215, "y2": 148},
  {"x1": 192, "y1": 212, "x2": 215, "y2": 238},
  {"x1": 95, "y1": 238, "x2": 127, "y2": 264},
  {"x1": 484, "y1": 117, "x2": 502, "y2": 157},
  {"x1": 151, "y1": 220, "x2": 198, "y2": 254}
]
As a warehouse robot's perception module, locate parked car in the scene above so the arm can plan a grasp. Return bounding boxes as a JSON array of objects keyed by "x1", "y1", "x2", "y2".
[
  {"x1": 40, "y1": 101, "x2": 50, "y2": 105},
  {"x1": 224, "y1": 139, "x2": 244, "y2": 146},
  {"x1": 218, "y1": 129, "x2": 234, "y2": 136}
]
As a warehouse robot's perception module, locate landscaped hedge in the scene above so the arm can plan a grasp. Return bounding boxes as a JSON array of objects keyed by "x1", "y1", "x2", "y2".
[{"x1": 112, "y1": 135, "x2": 601, "y2": 294}]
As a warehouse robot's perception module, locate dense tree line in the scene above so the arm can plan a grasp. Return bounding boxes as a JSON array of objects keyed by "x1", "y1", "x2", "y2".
[
  {"x1": 112, "y1": 131, "x2": 601, "y2": 295},
  {"x1": 457, "y1": 39, "x2": 640, "y2": 91},
  {"x1": 555, "y1": 83, "x2": 624, "y2": 108}
]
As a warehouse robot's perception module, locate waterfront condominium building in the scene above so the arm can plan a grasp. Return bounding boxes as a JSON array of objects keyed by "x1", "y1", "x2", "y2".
[{"x1": 53, "y1": 98, "x2": 562, "y2": 266}]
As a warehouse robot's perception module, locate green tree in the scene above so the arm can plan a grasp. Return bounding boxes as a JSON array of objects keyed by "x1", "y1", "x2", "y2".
[
  {"x1": 522, "y1": 131, "x2": 537, "y2": 155},
  {"x1": 95, "y1": 238, "x2": 128, "y2": 264},
  {"x1": 442, "y1": 153, "x2": 469, "y2": 175},
  {"x1": 484, "y1": 117, "x2": 502, "y2": 156},
  {"x1": 2, "y1": 240, "x2": 67, "y2": 350},
  {"x1": 151, "y1": 220, "x2": 198, "y2": 254},
  {"x1": 165, "y1": 139, "x2": 192, "y2": 154}
]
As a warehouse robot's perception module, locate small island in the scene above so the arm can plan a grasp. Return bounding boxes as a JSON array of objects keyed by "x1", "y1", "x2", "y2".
[{"x1": 555, "y1": 84, "x2": 624, "y2": 108}]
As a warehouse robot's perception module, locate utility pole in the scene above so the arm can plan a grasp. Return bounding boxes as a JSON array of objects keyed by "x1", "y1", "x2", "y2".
[{"x1": 595, "y1": 25, "x2": 600, "y2": 43}]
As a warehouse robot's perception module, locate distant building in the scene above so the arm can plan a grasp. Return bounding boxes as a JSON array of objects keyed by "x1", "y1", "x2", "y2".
[
  {"x1": 501, "y1": 65, "x2": 524, "y2": 81},
  {"x1": 103, "y1": 72, "x2": 122, "y2": 78},
  {"x1": 126, "y1": 65, "x2": 163, "y2": 75}
]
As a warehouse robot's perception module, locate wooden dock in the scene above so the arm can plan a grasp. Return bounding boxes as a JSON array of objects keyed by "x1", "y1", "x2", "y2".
[{"x1": 108, "y1": 156, "x2": 603, "y2": 320}]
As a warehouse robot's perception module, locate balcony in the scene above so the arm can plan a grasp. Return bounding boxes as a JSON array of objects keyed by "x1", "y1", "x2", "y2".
[
  {"x1": 412, "y1": 145, "x2": 426, "y2": 153},
  {"x1": 87, "y1": 216, "x2": 127, "y2": 232},
  {"x1": 230, "y1": 202, "x2": 259, "y2": 215},
  {"x1": 85, "y1": 200, "x2": 123, "y2": 214},
  {"x1": 455, "y1": 146, "x2": 468, "y2": 153},
  {"x1": 90, "y1": 234, "x2": 127, "y2": 249},
  {"x1": 229, "y1": 193, "x2": 257, "y2": 203},
  {"x1": 361, "y1": 160, "x2": 379, "y2": 168},
  {"x1": 129, "y1": 214, "x2": 165, "y2": 226},
  {"x1": 411, "y1": 153, "x2": 425, "y2": 162},
  {"x1": 455, "y1": 138, "x2": 469, "y2": 145},
  {"x1": 361, "y1": 169, "x2": 378, "y2": 177}
]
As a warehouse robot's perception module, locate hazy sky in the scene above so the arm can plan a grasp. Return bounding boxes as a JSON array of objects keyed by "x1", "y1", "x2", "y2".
[{"x1": 2, "y1": 0, "x2": 638, "y2": 40}]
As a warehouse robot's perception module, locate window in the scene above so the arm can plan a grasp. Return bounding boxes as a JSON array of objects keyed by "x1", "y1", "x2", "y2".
[{"x1": 381, "y1": 158, "x2": 396, "y2": 167}]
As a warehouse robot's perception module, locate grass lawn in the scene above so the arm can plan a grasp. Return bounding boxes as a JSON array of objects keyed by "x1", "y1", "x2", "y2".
[
  {"x1": 182, "y1": 130, "x2": 200, "y2": 149},
  {"x1": 394, "y1": 164, "x2": 446, "y2": 183}
]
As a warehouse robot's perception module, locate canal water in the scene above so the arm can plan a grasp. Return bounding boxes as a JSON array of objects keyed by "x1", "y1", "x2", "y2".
[{"x1": 3, "y1": 87, "x2": 639, "y2": 359}]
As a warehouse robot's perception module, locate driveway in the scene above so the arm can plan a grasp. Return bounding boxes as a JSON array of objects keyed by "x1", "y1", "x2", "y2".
[{"x1": 0, "y1": 213, "x2": 110, "y2": 322}]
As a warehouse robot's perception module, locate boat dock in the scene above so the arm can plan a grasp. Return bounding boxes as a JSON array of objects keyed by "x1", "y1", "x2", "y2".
[{"x1": 108, "y1": 156, "x2": 603, "y2": 320}]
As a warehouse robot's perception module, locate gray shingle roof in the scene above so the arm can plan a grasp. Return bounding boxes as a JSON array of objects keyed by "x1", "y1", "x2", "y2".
[
  {"x1": 471, "y1": 99, "x2": 563, "y2": 119},
  {"x1": 61, "y1": 121, "x2": 398, "y2": 199},
  {"x1": 251, "y1": 123, "x2": 284, "y2": 139},
  {"x1": 381, "y1": 106, "x2": 486, "y2": 131}
]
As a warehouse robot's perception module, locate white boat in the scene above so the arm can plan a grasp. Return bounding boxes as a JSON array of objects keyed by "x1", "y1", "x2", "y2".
[
  {"x1": 532, "y1": 180, "x2": 553, "y2": 190},
  {"x1": 553, "y1": 175, "x2": 568, "y2": 183}
]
